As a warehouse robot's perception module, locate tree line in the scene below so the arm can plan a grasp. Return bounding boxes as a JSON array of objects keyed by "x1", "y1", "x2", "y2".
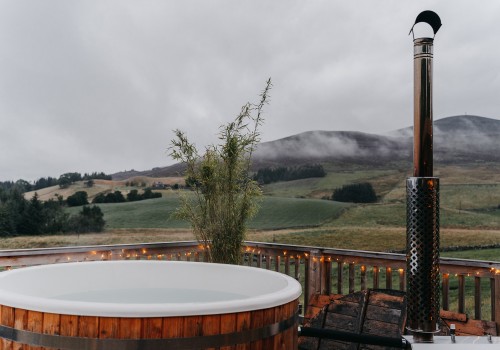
[
  {"x1": 0, "y1": 171, "x2": 112, "y2": 193},
  {"x1": 253, "y1": 164, "x2": 326, "y2": 184},
  {"x1": 0, "y1": 188, "x2": 105, "y2": 237},
  {"x1": 71, "y1": 188, "x2": 162, "y2": 206}
]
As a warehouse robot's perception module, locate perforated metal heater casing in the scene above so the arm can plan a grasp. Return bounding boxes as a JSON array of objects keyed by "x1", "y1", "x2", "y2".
[{"x1": 406, "y1": 177, "x2": 440, "y2": 342}]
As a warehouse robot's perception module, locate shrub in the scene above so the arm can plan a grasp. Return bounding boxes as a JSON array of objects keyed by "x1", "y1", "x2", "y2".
[
  {"x1": 169, "y1": 79, "x2": 271, "y2": 264},
  {"x1": 66, "y1": 191, "x2": 89, "y2": 207}
]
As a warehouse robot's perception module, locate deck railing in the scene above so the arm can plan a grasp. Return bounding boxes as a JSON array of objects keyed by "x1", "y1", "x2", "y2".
[{"x1": 0, "y1": 241, "x2": 499, "y2": 331}]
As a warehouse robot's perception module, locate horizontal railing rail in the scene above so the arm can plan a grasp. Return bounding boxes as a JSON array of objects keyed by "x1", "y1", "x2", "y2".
[{"x1": 0, "y1": 241, "x2": 498, "y2": 332}]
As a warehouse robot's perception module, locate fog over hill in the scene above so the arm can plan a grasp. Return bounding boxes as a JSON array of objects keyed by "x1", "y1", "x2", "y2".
[{"x1": 112, "y1": 115, "x2": 500, "y2": 179}]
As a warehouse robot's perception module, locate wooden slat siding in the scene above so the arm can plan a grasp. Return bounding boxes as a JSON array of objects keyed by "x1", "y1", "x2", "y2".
[
  {"x1": 442, "y1": 273, "x2": 450, "y2": 311},
  {"x1": 275, "y1": 255, "x2": 281, "y2": 272},
  {"x1": 202, "y1": 314, "x2": 221, "y2": 350},
  {"x1": 161, "y1": 317, "x2": 183, "y2": 340},
  {"x1": 458, "y1": 274, "x2": 465, "y2": 314},
  {"x1": 291, "y1": 301, "x2": 299, "y2": 350},
  {"x1": 282, "y1": 303, "x2": 291, "y2": 350},
  {"x1": 361, "y1": 265, "x2": 367, "y2": 291},
  {"x1": 98, "y1": 317, "x2": 119, "y2": 339},
  {"x1": 220, "y1": 313, "x2": 237, "y2": 350},
  {"x1": 13, "y1": 308, "x2": 27, "y2": 350},
  {"x1": 283, "y1": 301, "x2": 297, "y2": 350},
  {"x1": 385, "y1": 267, "x2": 392, "y2": 290},
  {"x1": 373, "y1": 266, "x2": 379, "y2": 289},
  {"x1": 249, "y1": 310, "x2": 264, "y2": 350},
  {"x1": 141, "y1": 317, "x2": 163, "y2": 339},
  {"x1": 182, "y1": 316, "x2": 202, "y2": 340},
  {"x1": 474, "y1": 276, "x2": 482, "y2": 320},
  {"x1": 27, "y1": 311, "x2": 43, "y2": 350},
  {"x1": 284, "y1": 255, "x2": 290, "y2": 276},
  {"x1": 42, "y1": 312, "x2": 61, "y2": 350},
  {"x1": 261, "y1": 308, "x2": 275, "y2": 350},
  {"x1": 119, "y1": 318, "x2": 141, "y2": 339},
  {"x1": 78, "y1": 316, "x2": 99, "y2": 342},
  {"x1": 42, "y1": 312, "x2": 60, "y2": 337},
  {"x1": 348, "y1": 263, "x2": 355, "y2": 294},
  {"x1": 398, "y1": 269, "x2": 405, "y2": 291},
  {"x1": 236, "y1": 312, "x2": 251, "y2": 350},
  {"x1": 337, "y1": 262, "x2": 343, "y2": 295},
  {"x1": 272, "y1": 305, "x2": 285, "y2": 350},
  {"x1": 1, "y1": 306, "x2": 14, "y2": 350}
]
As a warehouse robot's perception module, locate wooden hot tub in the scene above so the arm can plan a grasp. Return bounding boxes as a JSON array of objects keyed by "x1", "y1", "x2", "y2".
[{"x1": 0, "y1": 260, "x2": 301, "y2": 349}]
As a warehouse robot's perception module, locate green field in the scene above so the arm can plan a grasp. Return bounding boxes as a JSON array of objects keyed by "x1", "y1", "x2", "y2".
[{"x1": 67, "y1": 195, "x2": 351, "y2": 230}]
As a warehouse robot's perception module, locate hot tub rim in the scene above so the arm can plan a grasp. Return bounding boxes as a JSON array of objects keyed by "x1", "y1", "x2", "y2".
[{"x1": 0, "y1": 260, "x2": 302, "y2": 317}]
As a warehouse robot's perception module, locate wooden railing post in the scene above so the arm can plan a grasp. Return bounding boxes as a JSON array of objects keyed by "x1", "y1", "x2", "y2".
[
  {"x1": 474, "y1": 276, "x2": 481, "y2": 320},
  {"x1": 304, "y1": 250, "x2": 321, "y2": 315},
  {"x1": 349, "y1": 263, "x2": 355, "y2": 294},
  {"x1": 399, "y1": 268, "x2": 405, "y2": 291},
  {"x1": 494, "y1": 273, "x2": 500, "y2": 333},
  {"x1": 337, "y1": 261, "x2": 343, "y2": 294},
  {"x1": 442, "y1": 273, "x2": 449, "y2": 311},
  {"x1": 321, "y1": 258, "x2": 332, "y2": 295},
  {"x1": 386, "y1": 267, "x2": 392, "y2": 290},
  {"x1": 458, "y1": 274, "x2": 465, "y2": 314},
  {"x1": 360, "y1": 265, "x2": 367, "y2": 291},
  {"x1": 373, "y1": 266, "x2": 379, "y2": 289}
]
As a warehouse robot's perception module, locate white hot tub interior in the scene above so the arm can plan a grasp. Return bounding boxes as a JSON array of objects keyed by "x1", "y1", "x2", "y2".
[{"x1": 0, "y1": 260, "x2": 302, "y2": 317}]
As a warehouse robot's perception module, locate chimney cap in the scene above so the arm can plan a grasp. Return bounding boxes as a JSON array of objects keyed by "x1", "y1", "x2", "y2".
[{"x1": 409, "y1": 10, "x2": 442, "y2": 38}]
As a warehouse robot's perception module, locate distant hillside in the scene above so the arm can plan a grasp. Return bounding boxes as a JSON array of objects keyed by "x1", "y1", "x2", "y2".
[
  {"x1": 112, "y1": 115, "x2": 500, "y2": 178},
  {"x1": 24, "y1": 176, "x2": 183, "y2": 201}
]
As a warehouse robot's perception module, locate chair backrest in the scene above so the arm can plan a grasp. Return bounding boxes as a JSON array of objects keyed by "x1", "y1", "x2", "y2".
[{"x1": 299, "y1": 289, "x2": 407, "y2": 350}]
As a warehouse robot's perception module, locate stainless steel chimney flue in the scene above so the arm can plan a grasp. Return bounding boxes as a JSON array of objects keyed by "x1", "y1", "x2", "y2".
[{"x1": 406, "y1": 10, "x2": 442, "y2": 343}]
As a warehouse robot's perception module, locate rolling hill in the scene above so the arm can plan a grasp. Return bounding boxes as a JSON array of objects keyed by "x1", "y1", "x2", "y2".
[{"x1": 113, "y1": 115, "x2": 500, "y2": 179}]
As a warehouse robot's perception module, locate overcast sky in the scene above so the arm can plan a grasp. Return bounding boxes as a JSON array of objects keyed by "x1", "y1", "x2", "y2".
[{"x1": 1, "y1": 1, "x2": 499, "y2": 181}]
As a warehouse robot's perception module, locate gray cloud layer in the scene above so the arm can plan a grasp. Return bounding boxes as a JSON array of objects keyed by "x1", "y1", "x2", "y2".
[{"x1": 0, "y1": 0, "x2": 499, "y2": 181}]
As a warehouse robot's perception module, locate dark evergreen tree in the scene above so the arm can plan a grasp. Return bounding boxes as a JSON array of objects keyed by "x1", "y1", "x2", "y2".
[
  {"x1": 67, "y1": 205, "x2": 105, "y2": 233},
  {"x1": 18, "y1": 193, "x2": 44, "y2": 234},
  {"x1": 332, "y1": 183, "x2": 377, "y2": 203}
]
